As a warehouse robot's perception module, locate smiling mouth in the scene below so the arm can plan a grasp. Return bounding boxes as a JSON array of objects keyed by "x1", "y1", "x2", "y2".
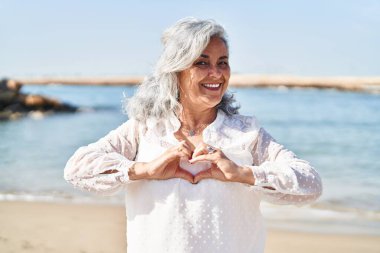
[{"x1": 201, "y1": 83, "x2": 222, "y2": 91}]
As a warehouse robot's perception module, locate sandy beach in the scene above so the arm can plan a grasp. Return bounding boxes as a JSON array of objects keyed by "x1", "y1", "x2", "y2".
[{"x1": 0, "y1": 201, "x2": 379, "y2": 253}]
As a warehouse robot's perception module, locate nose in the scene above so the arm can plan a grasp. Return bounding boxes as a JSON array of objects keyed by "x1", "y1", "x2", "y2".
[{"x1": 208, "y1": 64, "x2": 222, "y2": 79}]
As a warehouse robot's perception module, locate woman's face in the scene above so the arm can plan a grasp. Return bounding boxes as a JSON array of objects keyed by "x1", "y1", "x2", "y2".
[{"x1": 178, "y1": 36, "x2": 230, "y2": 110}]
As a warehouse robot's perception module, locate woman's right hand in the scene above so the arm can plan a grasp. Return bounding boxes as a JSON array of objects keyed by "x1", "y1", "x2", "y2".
[{"x1": 130, "y1": 141, "x2": 194, "y2": 183}]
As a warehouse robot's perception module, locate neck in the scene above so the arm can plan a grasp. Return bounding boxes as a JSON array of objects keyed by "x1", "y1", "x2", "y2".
[{"x1": 179, "y1": 106, "x2": 217, "y2": 129}]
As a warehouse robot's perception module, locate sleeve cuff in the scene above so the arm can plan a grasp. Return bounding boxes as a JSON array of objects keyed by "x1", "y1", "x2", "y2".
[
  {"x1": 118, "y1": 159, "x2": 137, "y2": 183},
  {"x1": 248, "y1": 163, "x2": 280, "y2": 192}
]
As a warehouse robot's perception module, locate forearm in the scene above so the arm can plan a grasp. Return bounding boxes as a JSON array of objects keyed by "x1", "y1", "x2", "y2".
[
  {"x1": 235, "y1": 166, "x2": 256, "y2": 185},
  {"x1": 128, "y1": 162, "x2": 151, "y2": 180}
]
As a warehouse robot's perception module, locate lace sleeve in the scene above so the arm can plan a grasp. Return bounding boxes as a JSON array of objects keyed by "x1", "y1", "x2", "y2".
[
  {"x1": 63, "y1": 119, "x2": 139, "y2": 195},
  {"x1": 248, "y1": 127, "x2": 322, "y2": 206}
]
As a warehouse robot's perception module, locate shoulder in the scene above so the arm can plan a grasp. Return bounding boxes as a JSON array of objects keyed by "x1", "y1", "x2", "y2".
[
  {"x1": 117, "y1": 117, "x2": 139, "y2": 130},
  {"x1": 110, "y1": 118, "x2": 142, "y2": 137},
  {"x1": 221, "y1": 112, "x2": 261, "y2": 133}
]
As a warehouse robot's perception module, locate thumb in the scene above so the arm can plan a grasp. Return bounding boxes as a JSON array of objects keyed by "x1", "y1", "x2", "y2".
[
  {"x1": 194, "y1": 169, "x2": 212, "y2": 184},
  {"x1": 176, "y1": 168, "x2": 194, "y2": 184}
]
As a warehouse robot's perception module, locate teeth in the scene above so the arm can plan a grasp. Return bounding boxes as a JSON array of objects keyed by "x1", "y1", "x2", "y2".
[{"x1": 202, "y1": 83, "x2": 221, "y2": 88}]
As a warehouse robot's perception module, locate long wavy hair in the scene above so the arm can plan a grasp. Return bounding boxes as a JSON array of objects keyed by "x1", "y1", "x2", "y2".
[{"x1": 124, "y1": 17, "x2": 239, "y2": 124}]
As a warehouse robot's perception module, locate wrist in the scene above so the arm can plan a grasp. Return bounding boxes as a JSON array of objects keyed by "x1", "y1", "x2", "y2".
[
  {"x1": 237, "y1": 166, "x2": 255, "y2": 185},
  {"x1": 128, "y1": 162, "x2": 150, "y2": 180}
]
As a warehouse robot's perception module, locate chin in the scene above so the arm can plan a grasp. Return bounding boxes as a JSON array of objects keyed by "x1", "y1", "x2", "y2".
[{"x1": 201, "y1": 97, "x2": 223, "y2": 108}]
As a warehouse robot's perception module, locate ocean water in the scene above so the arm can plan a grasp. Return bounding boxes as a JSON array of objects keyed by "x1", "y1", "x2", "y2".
[{"x1": 0, "y1": 84, "x2": 379, "y2": 235}]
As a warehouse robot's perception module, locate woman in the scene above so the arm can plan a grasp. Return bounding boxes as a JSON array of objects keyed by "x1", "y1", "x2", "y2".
[{"x1": 64, "y1": 17, "x2": 322, "y2": 253}]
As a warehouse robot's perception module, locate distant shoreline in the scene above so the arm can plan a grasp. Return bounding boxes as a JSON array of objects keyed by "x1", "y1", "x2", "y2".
[{"x1": 11, "y1": 74, "x2": 380, "y2": 93}]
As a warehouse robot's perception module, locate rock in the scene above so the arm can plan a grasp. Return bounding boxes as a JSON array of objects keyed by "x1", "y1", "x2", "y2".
[
  {"x1": 18, "y1": 93, "x2": 77, "y2": 112},
  {"x1": 0, "y1": 78, "x2": 78, "y2": 120},
  {"x1": 5, "y1": 79, "x2": 22, "y2": 91},
  {"x1": 0, "y1": 79, "x2": 22, "y2": 106}
]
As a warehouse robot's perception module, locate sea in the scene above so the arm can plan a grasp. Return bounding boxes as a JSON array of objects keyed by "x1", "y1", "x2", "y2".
[{"x1": 0, "y1": 84, "x2": 379, "y2": 235}]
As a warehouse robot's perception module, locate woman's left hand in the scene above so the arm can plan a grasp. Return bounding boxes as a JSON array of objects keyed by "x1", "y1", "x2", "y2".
[{"x1": 189, "y1": 142, "x2": 255, "y2": 185}]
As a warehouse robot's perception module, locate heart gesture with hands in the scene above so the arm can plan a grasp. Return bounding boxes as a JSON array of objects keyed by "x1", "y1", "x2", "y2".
[
  {"x1": 132, "y1": 141, "x2": 255, "y2": 185},
  {"x1": 142, "y1": 140, "x2": 194, "y2": 183},
  {"x1": 189, "y1": 142, "x2": 248, "y2": 184}
]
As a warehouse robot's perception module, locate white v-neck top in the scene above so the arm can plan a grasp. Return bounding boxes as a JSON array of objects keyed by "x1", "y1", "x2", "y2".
[{"x1": 64, "y1": 110, "x2": 322, "y2": 253}]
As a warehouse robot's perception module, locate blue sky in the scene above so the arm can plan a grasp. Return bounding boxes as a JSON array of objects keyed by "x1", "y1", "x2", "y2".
[{"x1": 1, "y1": 0, "x2": 379, "y2": 78}]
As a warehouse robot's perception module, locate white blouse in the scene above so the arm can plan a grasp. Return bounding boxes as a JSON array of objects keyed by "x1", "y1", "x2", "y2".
[{"x1": 64, "y1": 109, "x2": 322, "y2": 253}]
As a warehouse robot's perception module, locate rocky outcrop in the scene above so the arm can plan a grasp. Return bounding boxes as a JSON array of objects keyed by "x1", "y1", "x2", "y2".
[{"x1": 0, "y1": 79, "x2": 78, "y2": 120}]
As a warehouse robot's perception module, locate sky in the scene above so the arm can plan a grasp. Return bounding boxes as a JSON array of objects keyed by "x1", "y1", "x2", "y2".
[{"x1": 1, "y1": 0, "x2": 379, "y2": 78}]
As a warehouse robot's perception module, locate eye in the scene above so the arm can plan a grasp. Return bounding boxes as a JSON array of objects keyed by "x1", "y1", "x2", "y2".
[
  {"x1": 194, "y1": 61, "x2": 208, "y2": 66},
  {"x1": 218, "y1": 61, "x2": 229, "y2": 68}
]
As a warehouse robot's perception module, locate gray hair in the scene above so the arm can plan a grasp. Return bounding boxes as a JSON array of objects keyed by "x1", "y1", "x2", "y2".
[{"x1": 124, "y1": 17, "x2": 239, "y2": 124}]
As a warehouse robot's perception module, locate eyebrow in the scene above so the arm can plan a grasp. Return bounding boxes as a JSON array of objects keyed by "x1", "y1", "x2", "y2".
[{"x1": 200, "y1": 54, "x2": 229, "y2": 60}]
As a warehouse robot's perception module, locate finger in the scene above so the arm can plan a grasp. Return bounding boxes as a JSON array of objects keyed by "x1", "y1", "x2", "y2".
[
  {"x1": 178, "y1": 149, "x2": 192, "y2": 159},
  {"x1": 176, "y1": 168, "x2": 194, "y2": 183},
  {"x1": 166, "y1": 142, "x2": 185, "y2": 161},
  {"x1": 192, "y1": 142, "x2": 209, "y2": 158},
  {"x1": 189, "y1": 154, "x2": 215, "y2": 163},
  {"x1": 194, "y1": 169, "x2": 212, "y2": 184},
  {"x1": 175, "y1": 146, "x2": 192, "y2": 159},
  {"x1": 178, "y1": 141, "x2": 193, "y2": 158},
  {"x1": 181, "y1": 141, "x2": 192, "y2": 151},
  {"x1": 177, "y1": 148, "x2": 191, "y2": 158},
  {"x1": 183, "y1": 142, "x2": 194, "y2": 157}
]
